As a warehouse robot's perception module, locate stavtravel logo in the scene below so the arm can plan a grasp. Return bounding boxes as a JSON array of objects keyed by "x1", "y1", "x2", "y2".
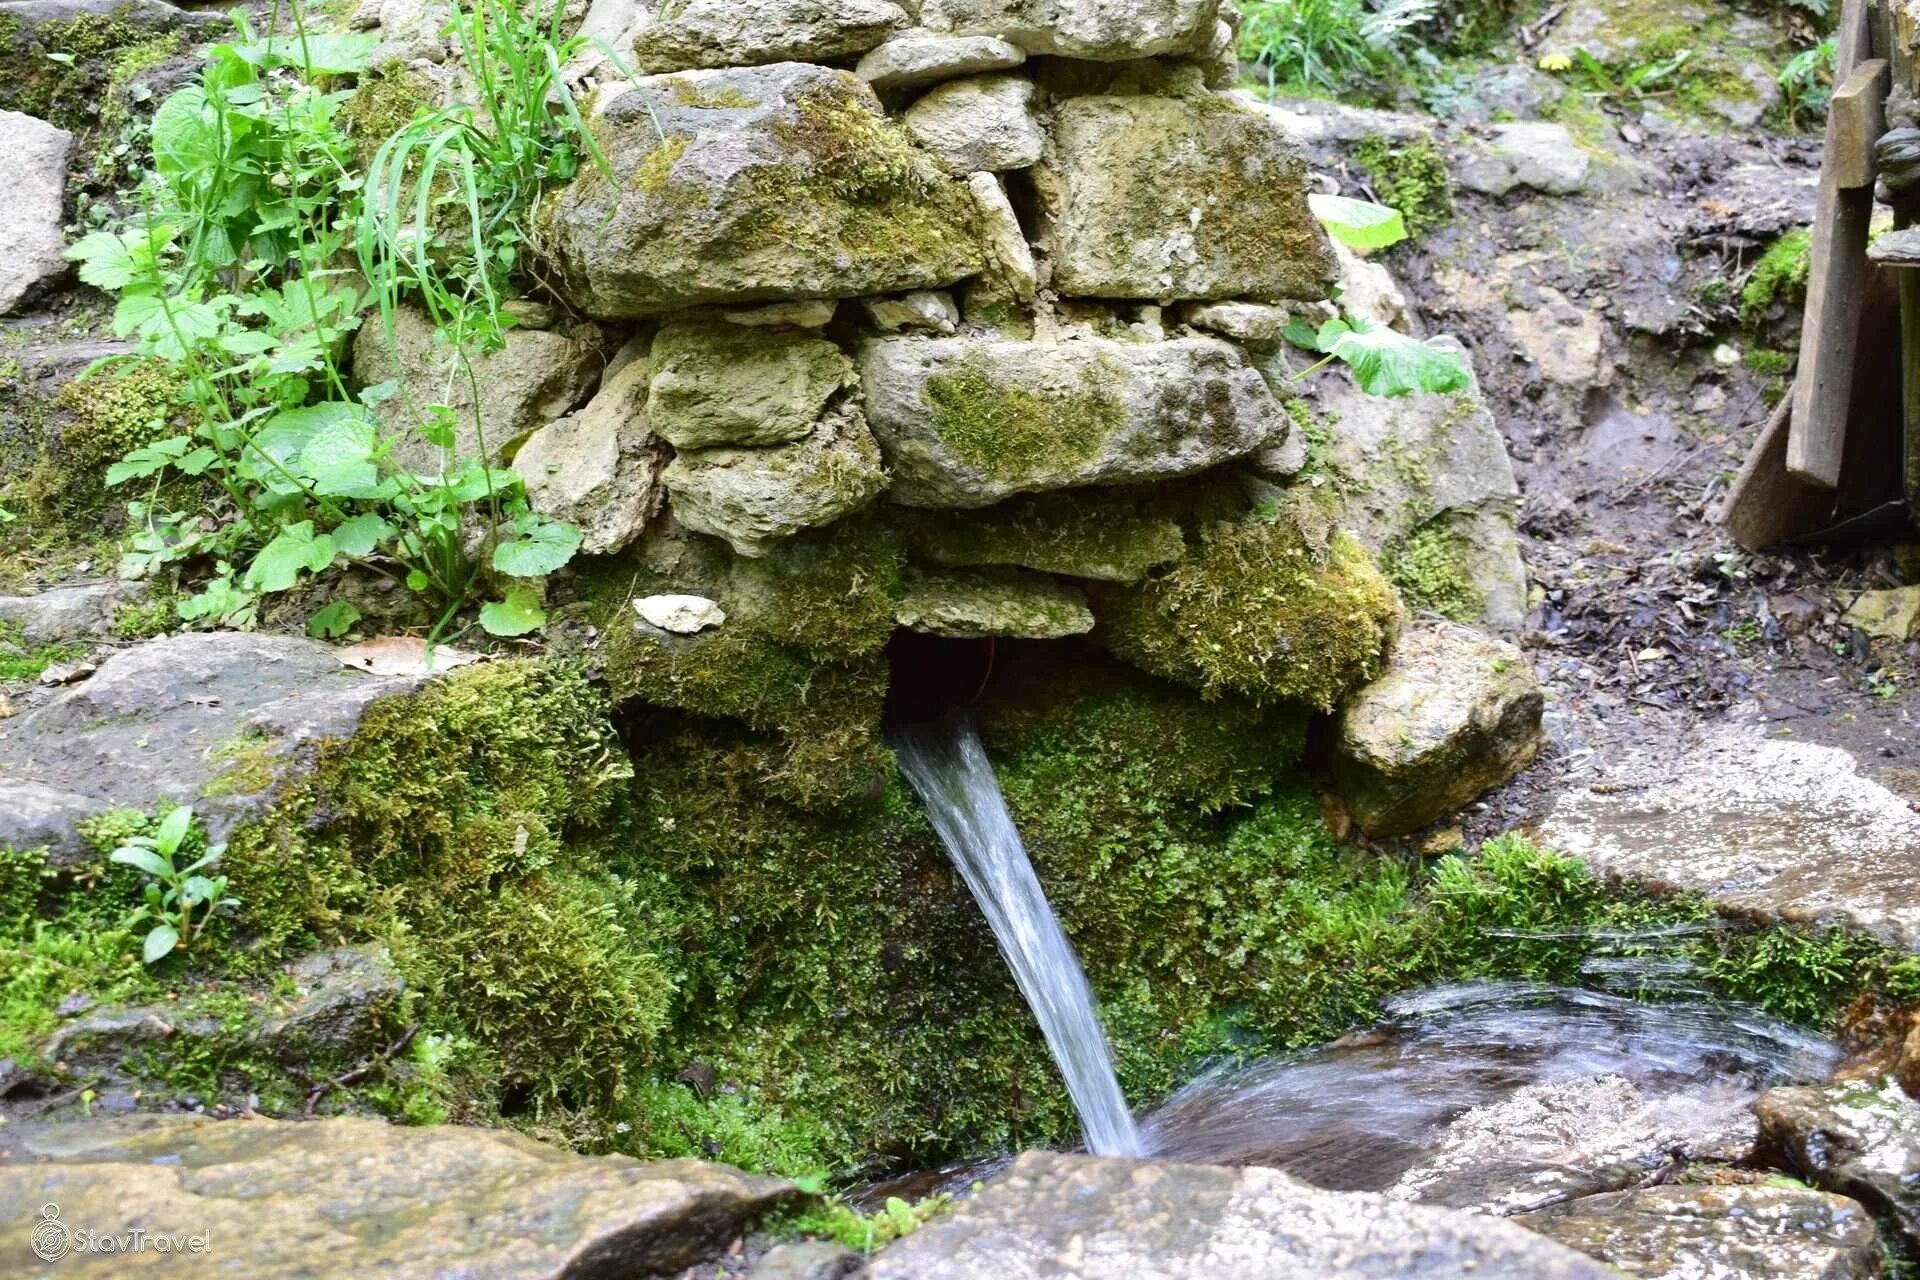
[{"x1": 28, "y1": 1202, "x2": 212, "y2": 1263}]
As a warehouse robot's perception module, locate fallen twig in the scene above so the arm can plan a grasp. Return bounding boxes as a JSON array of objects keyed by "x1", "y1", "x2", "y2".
[{"x1": 294, "y1": 1024, "x2": 420, "y2": 1119}]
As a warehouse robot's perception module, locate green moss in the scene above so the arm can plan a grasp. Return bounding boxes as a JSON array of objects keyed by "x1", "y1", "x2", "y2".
[
  {"x1": 1354, "y1": 135, "x2": 1454, "y2": 240},
  {"x1": 0, "y1": 6, "x2": 180, "y2": 131},
  {"x1": 632, "y1": 134, "x2": 690, "y2": 193},
  {"x1": 112, "y1": 590, "x2": 176, "y2": 640},
  {"x1": 661, "y1": 77, "x2": 757, "y2": 110},
  {"x1": 728, "y1": 516, "x2": 906, "y2": 661},
  {"x1": 1742, "y1": 228, "x2": 1813, "y2": 327},
  {"x1": 0, "y1": 848, "x2": 152, "y2": 1068},
  {"x1": 1385, "y1": 522, "x2": 1484, "y2": 622},
  {"x1": 1743, "y1": 347, "x2": 1794, "y2": 377},
  {"x1": 198, "y1": 732, "x2": 278, "y2": 799},
  {"x1": 55, "y1": 359, "x2": 185, "y2": 473},
  {"x1": 924, "y1": 353, "x2": 1125, "y2": 482},
  {"x1": 905, "y1": 488, "x2": 1188, "y2": 584},
  {"x1": 0, "y1": 619, "x2": 87, "y2": 684},
  {"x1": 100, "y1": 29, "x2": 182, "y2": 130},
  {"x1": 1096, "y1": 510, "x2": 1402, "y2": 711},
  {"x1": 337, "y1": 66, "x2": 436, "y2": 167}
]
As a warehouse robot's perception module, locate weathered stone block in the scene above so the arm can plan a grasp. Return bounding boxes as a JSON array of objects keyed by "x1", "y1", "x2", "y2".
[{"x1": 912, "y1": 0, "x2": 1220, "y2": 59}]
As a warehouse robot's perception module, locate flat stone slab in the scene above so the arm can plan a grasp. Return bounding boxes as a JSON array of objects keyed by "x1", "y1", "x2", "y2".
[
  {"x1": 861, "y1": 1150, "x2": 1616, "y2": 1278},
  {"x1": 1538, "y1": 727, "x2": 1920, "y2": 948},
  {"x1": 1757, "y1": 1078, "x2": 1920, "y2": 1252},
  {"x1": 0, "y1": 632, "x2": 417, "y2": 865},
  {"x1": 0, "y1": 1114, "x2": 797, "y2": 1278}
]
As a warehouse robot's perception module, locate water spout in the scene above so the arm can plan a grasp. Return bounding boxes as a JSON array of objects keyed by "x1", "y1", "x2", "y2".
[{"x1": 893, "y1": 715, "x2": 1144, "y2": 1158}]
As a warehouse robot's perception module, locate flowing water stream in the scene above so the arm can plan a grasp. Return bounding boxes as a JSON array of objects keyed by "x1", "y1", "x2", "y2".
[{"x1": 892, "y1": 714, "x2": 1144, "y2": 1158}]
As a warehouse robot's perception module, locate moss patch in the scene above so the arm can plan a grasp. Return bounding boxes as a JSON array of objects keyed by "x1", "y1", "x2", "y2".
[
  {"x1": 924, "y1": 352, "x2": 1125, "y2": 482},
  {"x1": 1742, "y1": 228, "x2": 1812, "y2": 328},
  {"x1": 904, "y1": 488, "x2": 1188, "y2": 584},
  {"x1": 1354, "y1": 134, "x2": 1454, "y2": 240},
  {"x1": 1385, "y1": 521, "x2": 1484, "y2": 622}
]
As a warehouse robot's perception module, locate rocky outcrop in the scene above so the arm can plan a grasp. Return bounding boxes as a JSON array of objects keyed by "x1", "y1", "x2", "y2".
[
  {"x1": 1333, "y1": 623, "x2": 1543, "y2": 836},
  {"x1": 859, "y1": 334, "x2": 1284, "y2": 506},
  {"x1": 0, "y1": 1114, "x2": 799, "y2": 1279},
  {"x1": 1757, "y1": 1079, "x2": 1920, "y2": 1252},
  {"x1": 0, "y1": 633, "x2": 419, "y2": 866},
  {"x1": 0, "y1": 110, "x2": 72, "y2": 315},
  {"x1": 628, "y1": 0, "x2": 908, "y2": 73},
  {"x1": 351, "y1": 304, "x2": 601, "y2": 465},
  {"x1": 550, "y1": 64, "x2": 981, "y2": 316},
  {"x1": 1035, "y1": 87, "x2": 1336, "y2": 301},
  {"x1": 861, "y1": 1150, "x2": 1617, "y2": 1278},
  {"x1": 1539, "y1": 728, "x2": 1920, "y2": 947},
  {"x1": 1518, "y1": 1184, "x2": 1882, "y2": 1280}
]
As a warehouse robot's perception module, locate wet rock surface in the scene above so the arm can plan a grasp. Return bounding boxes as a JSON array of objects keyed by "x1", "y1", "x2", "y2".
[
  {"x1": 861, "y1": 1149, "x2": 1617, "y2": 1279},
  {"x1": 1758, "y1": 1078, "x2": 1920, "y2": 1252},
  {"x1": 0, "y1": 633, "x2": 419, "y2": 865},
  {"x1": 0, "y1": 1113, "x2": 799, "y2": 1279}
]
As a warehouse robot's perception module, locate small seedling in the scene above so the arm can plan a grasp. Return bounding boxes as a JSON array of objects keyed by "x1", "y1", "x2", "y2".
[{"x1": 109, "y1": 805, "x2": 241, "y2": 963}]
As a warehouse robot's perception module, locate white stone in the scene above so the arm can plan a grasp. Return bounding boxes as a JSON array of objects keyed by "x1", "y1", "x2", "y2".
[
  {"x1": 1, "y1": 111, "x2": 74, "y2": 315},
  {"x1": 1453, "y1": 121, "x2": 1591, "y2": 198},
  {"x1": 967, "y1": 172, "x2": 1037, "y2": 303},
  {"x1": 1179, "y1": 301, "x2": 1293, "y2": 345},
  {"x1": 855, "y1": 30, "x2": 1026, "y2": 90},
  {"x1": 722, "y1": 299, "x2": 838, "y2": 328},
  {"x1": 511, "y1": 349, "x2": 663, "y2": 557},
  {"x1": 628, "y1": 0, "x2": 907, "y2": 72},
  {"x1": 913, "y1": 0, "x2": 1219, "y2": 59},
  {"x1": 862, "y1": 291, "x2": 960, "y2": 333},
  {"x1": 903, "y1": 74, "x2": 1043, "y2": 174},
  {"x1": 634, "y1": 594, "x2": 727, "y2": 634}
]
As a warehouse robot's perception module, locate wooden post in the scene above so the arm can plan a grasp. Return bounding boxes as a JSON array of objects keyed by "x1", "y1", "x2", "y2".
[
  {"x1": 1894, "y1": 2, "x2": 1920, "y2": 515},
  {"x1": 1788, "y1": 0, "x2": 1887, "y2": 487}
]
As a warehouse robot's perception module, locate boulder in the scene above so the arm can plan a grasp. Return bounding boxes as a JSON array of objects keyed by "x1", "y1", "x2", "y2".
[
  {"x1": 1758, "y1": 1079, "x2": 1920, "y2": 1251},
  {"x1": 351, "y1": 305, "x2": 600, "y2": 466},
  {"x1": 1518, "y1": 1184, "x2": 1881, "y2": 1280},
  {"x1": 903, "y1": 75, "x2": 1043, "y2": 174},
  {"x1": 855, "y1": 31, "x2": 1026, "y2": 90},
  {"x1": 1298, "y1": 347, "x2": 1528, "y2": 631},
  {"x1": 550, "y1": 64, "x2": 981, "y2": 317},
  {"x1": 0, "y1": 1113, "x2": 798, "y2": 1279},
  {"x1": 859, "y1": 334, "x2": 1284, "y2": 507},
  {"x1": 860, "y1": 1150, "x2": 1617, "y2": 1278},
  {"x1": 628, "y1": 0, "x2": 907, "y2": 72},
  {"x1": 510, "y1": 346, "x2": 664, "y2": 557},
  {"x1": 897, "y1": 566, "x2": 1093, "y2": 638},
  {"x1": 1538, "y1": 727, "x2": 1920, "y2": 948},
  {"x1": 862, "y1": 291, "x2": 960, "y2": 334},
  {"x1": 648, "y1": 321, "x2": 857, "y2": 450},
  {"x1": 0, "y1": 632, "x2": 420, "y2": 867},
  {"x1": 1454, "y1": 122, "x2": 1591, "y2": 198},
  {"x1": 1035, "y1": 91, "x2": 1336, "y2": 302},
  {"x1": 663, "y1": 405, "x2": 888, "y2": 555},
  {"x1": 0, "y1": 581, "x2": 147, "y2": 646},
  {"x1": 1333, "y1": 623, "x2": 1543, "y2": 836},
  {"x1": 0, "y1": 111, "x2": 72, "y2": 314},
  {"x1": 911, "y1": 0, "x2": 1220, "y2": 59}
]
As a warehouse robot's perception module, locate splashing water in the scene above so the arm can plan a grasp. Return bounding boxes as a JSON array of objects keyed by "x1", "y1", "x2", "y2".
[{"x1": 893, "y1": 715, "x2": 1144, "y2": 1157}]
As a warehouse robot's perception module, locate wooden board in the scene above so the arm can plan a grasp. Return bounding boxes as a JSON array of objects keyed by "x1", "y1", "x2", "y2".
[{"x1": 1787, "y1": 1, "x2": 1887, "y2": 488}]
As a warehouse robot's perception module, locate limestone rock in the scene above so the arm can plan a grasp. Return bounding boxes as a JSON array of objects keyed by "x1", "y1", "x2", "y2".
[
  {"x1": 1333, "y1": 623, "x2": 1543, "y2": 836},
  {"x1": 0, "y1": 111, "x2": 72, "y2": 314},
  {"x1": 968, "y1": 172, "x2": 1037, "y2": 303},
  {"x1": 912, "y1": 0, "x2": 1220, "y2": 59},
  {"x1": 352, "y1": 304, "x2": 600, "y2": 466},
  {"x1": 855, "y1": 31, "x2": 1026, "y2": 90},
  {"x1": 862, "y1": 291, "x2": 960, "y2": 334},
  {"x1": 635, "y1": 594, "x2": 727, "y2": 634},
  {"x1": 760, "y1": 1240, "x2": 863, "y2": 1278},
  {"x1": 629, "y1": 0, "x2": 907, "y2": 72},
  {"x1": 1454, "y1": 122, "x2": 1591, "y2": 198},
  {"x1": 0, "y1": 581, "x2": 147, "y2": 646},
  {"x1": 0, "y1": 633, "x2": 421, "y2": 868},
  {"x1": 1758, "y1": 1079, "x2": 1920, "y2": 1252},
  {"x1": 897, "y1": 566, "x2": 1092, "y2": 638},
  {"x1": 1518, "y1": 1184, "x2": 1881, "y2": 1280},
  {"x1": 0, "y1": 1113, "x2": 798, "y2": 1279},
  {"x1": 1538, "y1": 727, "x2": 1920, "y2": 948},
  {"x1": 903, "y1": 75, "x2": 1042, "y2": 174},
  {"x1": 1843, "y1": 586, "x2": 1920, "y2": 642},
  {"x1": 1508, "y1": 285, "x2": 1610, "y2": 388},
  {"x1": 649, "y1": 321, "x2": 857, "y2": 450},
  {"x1": 552, "y1": 64, "x2": 981, "y2": 316},
  {"x1": 724, "y1": 299, "x2": 839, "y2": 329},
  {"x1": 1333, "y1": 239, "x2": 1413, "y2": 332},
  {"x1": 1035, "y1": 92, "x2": 1336, "y2": 302},
  {"x1": 511, "y1": 349, "x2": 664, "y2": 557},
  {"x1": 1300, "y1": 346, "x2": 1528, "y2": 631},
  {"x1": 859, "y1": 334, "x2": 1283, "y2": 507},
  {"x1": 370, "y1": 0, "x2": 451, "y2": 65},
  {"x1": 663, "y1": 405, "x2": 888, "y2": 555},
  {"x1": 905, "y1": 487, "x2": 1186, "y2": 582},
  {"x1": 1179, "y1": 301, "x2": 1293, "y2": 345},
  {"x1": 861, "y1": 1150, "x2": 1617, "y2": 1278}
]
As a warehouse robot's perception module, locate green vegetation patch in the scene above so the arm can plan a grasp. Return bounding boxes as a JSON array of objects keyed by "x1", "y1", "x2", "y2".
[
  {"x1": 924, "y1": 354, "x2": 1126, "y2": 483},
  {"x1": 1742, "y1": 228, "x2": 1813, "y2": 328},
  {"x1": 1385, "y1": 521, "x2": 1484, "y2": 622},
  {"x1": 904, "y1": 488, "x2": 1187, "y2": 584},
  {"x1": 1354, "y1": 134, "x2": 1454, "y2": 240}
]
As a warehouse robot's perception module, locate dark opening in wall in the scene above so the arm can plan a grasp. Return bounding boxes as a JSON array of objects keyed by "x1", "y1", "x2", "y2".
[{"x1": 885, "y1": 631, "x2": 994, "y2": 727}]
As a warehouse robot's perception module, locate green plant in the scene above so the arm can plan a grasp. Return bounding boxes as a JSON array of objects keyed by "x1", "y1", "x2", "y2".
[
  {"x1": 1567, "y1": 46, "x2": 1695, "y2": 102},
  {"x1": 1237, "y1": 0, "x2": 1440, "y2": 96},
  {"x1": 107, "y1": 805, "x2": 240, "y2": 963},
  {"x1": 1778, "y1": 39, "x2": 1836, "y2": 130},
  {"x1": 776, "y1": 1193, "x2": 952, "y2": 1254},
  {"x1": 1285, "y1": 313, "x2": 1472, "y2": 397}
]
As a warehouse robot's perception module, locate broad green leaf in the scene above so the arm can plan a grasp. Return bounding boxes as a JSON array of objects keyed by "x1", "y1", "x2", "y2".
[
  {"x1": 479, "y1": 585, "x2": 547, "y2": 637},
  {"x1": 150, "y1": 86, "x2": 218, "y2": 181},
  {"x1": 1325, "y1": 316, "x2": 1473, "y2": 399},
  {"x1": 307, "y1": 599, "x2": 362, "y2": 639},
  {"x1": 1283, "y1": 315, "x2": 1326, "y2": 352},
  {"x1": 1308, "y1": 194, "x2": 1408, "y2": 251},
  {"x1": 105, "y1": 436, "x2": 192, "y2": 486},
  {"x1": 251, "y1": 402, "x2": 365, "y2": 469},
  {"x1": 143, "y1": 923, "x2": 180, "y2": 964},
  {"x1": 67, "y1": 227, "x2": 164, "y2": 292},
  {"x1": 299, "y1": 408, "x2": 378, "y2": 474},
  {"x1": 111, "y1": 847, "x2": 171, "y2": 878},
  {"x1": 444, "y1": 466, "x2": 521, "y2": 504},
  {"x1": 180, "y1": 875, "x2": 219, "y2": 906},
  {"x1": 492, "y1": 513, "x2": 582, "y2": 578},
  {"x1": 245, "y1": 520, "x2": 336, "y2": 592},
  {"x1": 154, "y1": 805, "x2": 193, "y2": 853},
  {"x1": 175, "y1": 447, "x2": 219, "y2": 476},
  {"x1": 328, "y1": 512, "x2": 392, "y2": 558}
]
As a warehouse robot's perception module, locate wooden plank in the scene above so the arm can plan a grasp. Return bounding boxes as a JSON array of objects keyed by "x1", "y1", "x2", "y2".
[
  {"x1": 1895, "y1": 4, "x2": 1920, "y2": 517},
  {"x1": 1830, "y1": 59, "x2": 1890, "y2": 187},
  {"x1": 1719, "y1": 395, "x2": 1817, "y2": 551},
  {"x1": 1787, "y1": 0, "x2": 1882, "y2": 488}
]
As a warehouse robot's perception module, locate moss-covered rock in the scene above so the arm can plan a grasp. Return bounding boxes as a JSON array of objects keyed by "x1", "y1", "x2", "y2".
[
  {"x1": 649, "y1": 321, "x2": 857, "y2": 450},
  {"x1": 1095, "y1": 506, "x2": 1402, "y2": 712},
  {"x1": 896, "y1": 565, "x2": 1093, "y2": 638},
  {"x1": 0, "y1": 0, "x2": 212, "y2": 132},
  {"x1": 551, "y1": 64, "x2": 981, "y2": 317},
  {"x1": 903, "y1": 487, "x2": 1187, "y2": 583},
  {"x1": 629, "y1": 0, "x2": 907, "y2": 73}
]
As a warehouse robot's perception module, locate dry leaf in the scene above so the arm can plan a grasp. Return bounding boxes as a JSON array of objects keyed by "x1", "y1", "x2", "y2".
[{"x1": 335, "y1": 636, "x2": 482, "y2": 677}]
